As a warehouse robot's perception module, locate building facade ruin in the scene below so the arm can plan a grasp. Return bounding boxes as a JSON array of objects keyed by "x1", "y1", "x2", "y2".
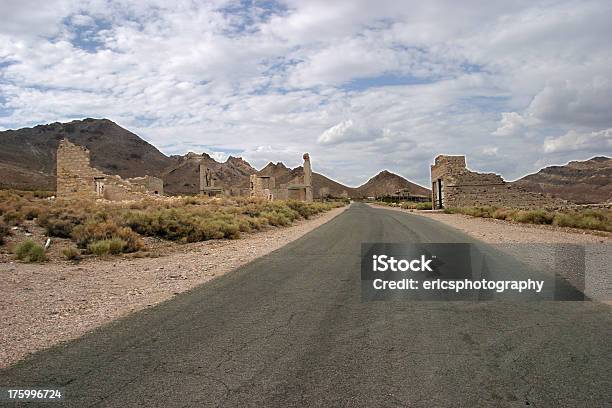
[
  {"x1": 249, "y1": 174, "x2": 275, "y2": 200},
  {"x1": 249, "y1": 153, "x2": 313, "y2": 202},
  {"x1": 199, "y1": 162, "x2": 224, "y2": 197},
  {"x1": 287, "y1": 153, "x2": 313, "y2": 202},
  {"x1": 56, "y1": 139, "x2": 163, "y2": 200},
  {"x1": 431, "y1": 155, "x2": 564, "y2": 209}
]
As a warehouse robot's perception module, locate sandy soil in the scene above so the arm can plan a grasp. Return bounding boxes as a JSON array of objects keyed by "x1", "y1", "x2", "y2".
[{"x1": 0, "y1": 206, "x2": 346, "y2": 369}]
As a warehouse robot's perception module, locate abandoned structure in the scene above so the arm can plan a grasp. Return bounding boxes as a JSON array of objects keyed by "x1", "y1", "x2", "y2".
[
  {"x1": 431, "y1": 155, "x2": 564, "y2": 209},
  {"x1": 249, "y1": 153, "x2": 313, "y2": 202},
  {"x1": 250, "y1": 174, "x2": 275, "y2": 200},
  {"x1": 287, "y1": 153, "x2": 313, "y2": 202},
  {"x1": 56, "y1": 139, "x2": 163, "y2": 200},
  {"x1": 199, "y1": 162, "x2": 223, "y2": 197}
]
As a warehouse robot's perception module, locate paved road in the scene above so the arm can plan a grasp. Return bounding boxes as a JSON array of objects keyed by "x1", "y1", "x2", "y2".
[{"x1": 2, "y1": 203, "x2": 611, "y2": 407}]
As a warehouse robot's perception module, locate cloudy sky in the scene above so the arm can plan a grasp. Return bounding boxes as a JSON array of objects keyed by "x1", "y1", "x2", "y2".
[{"x1": 1, "y1": 0, "x2": 611, "y2": 187}]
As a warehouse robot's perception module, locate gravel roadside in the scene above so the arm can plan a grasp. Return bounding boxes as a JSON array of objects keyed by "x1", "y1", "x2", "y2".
[
  {"x1": 0, "y1": 206, "x2": 347, "y2": 369},
  {"x1": 370, "y1": 204, "x2": 611, "y2": 304}
]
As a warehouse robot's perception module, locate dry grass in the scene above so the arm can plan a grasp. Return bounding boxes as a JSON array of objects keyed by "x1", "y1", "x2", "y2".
[
  {"x1": 14, "y1": 239, "x2": 46, "y2": 263},
  {"x1": 0, "y1": 190, "x2": 344, "y2": 257},
  {"x1": 376, "y1": 201, "x2": 433, "y2": 210},
  {"x1": 444, "y1": 206, "x2": 612, "y2": 232}
]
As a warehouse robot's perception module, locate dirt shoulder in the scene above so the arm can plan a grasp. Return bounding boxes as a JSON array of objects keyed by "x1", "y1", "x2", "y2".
[
  {"x1": 370, "y1": 204, "x2": 611, "y2": 304},
  {"x1": 0, "y1": 206, "x2": 346, "y2": 369},
  {"x1": 370, "y1": 204, "x2": 610, "y2": 244}
]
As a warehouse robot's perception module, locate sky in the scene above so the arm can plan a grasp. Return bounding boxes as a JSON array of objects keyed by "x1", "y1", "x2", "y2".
[{"x1": 0, "y1": 0, "x2": 611, "y2": 187}]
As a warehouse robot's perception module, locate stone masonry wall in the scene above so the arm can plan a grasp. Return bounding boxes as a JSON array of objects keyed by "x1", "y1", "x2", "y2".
[
  {"x1": 57, "y1": 139, "x2": 163, "y2": 200},
  {"x1": 57, "y1": 139, "x2": 106, "y2": 198},
  {"x1": 431, "y1": 155, "x2": 566, "y2": 209}
]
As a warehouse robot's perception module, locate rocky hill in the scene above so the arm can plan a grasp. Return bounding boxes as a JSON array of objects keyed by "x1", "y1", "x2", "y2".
[
  {"x1": 0, "y1": 118, "x2": 429, "y2": 198},
  {"x1": 163, "y1": 153, "x2": 257, "y2": 195},
  {"x1": 354, "y1": 170, "x2": 431, "y2": 198},
  {"x1": 0, "y1": 118, "x2": 172, "y2": 190},
  {"x1": 512, "y1": 157, "x2": 612, "y2": 204}
]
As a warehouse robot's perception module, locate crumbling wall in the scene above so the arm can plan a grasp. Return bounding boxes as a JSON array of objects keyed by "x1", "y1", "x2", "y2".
[
  {"x1": 199, "y1": 162, "x2": 223, "y2": 196},
  {"x1": 431, "y1": 155, "x2": 565, "y2": 209},
  {"x1": 250, "y1": 175, "x2": 275, "y2": 200},
  {"x1": 285, "y1": 153, "x2": 313, "y2": 202},
  {"x1": 57, "y1": 139, "x2": 106, "y2": 198},
  {"x1": 56, "y1": 139, "x2": 163, "y2": 200}
]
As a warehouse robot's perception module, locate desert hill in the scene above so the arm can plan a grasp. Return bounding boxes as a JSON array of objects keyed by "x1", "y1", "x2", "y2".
[
  {"x1": 512, "y1": 157, "x2": 612, "y2": 204},
  {"x1": 0, "y1": 118, "x2": 428, "y2": 198},
  {"x1": 0, "y1": 118, "x2": 172, "y2": 190},
  {"x1": 355, "y1": 170, "x2": 431, "y2": 198}
]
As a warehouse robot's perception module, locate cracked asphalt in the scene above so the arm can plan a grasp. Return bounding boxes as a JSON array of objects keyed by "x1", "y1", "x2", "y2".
[{"x1": 1, "y1": 203, "x2": 611, "y2": 407}]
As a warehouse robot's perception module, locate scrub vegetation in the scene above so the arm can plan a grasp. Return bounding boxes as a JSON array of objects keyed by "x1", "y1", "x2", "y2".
[
  {"x1": 376, "y1": 201, "x2": 433, "y2": 210},
  {"x1": 443, "y1": 206, "x2": 612, "y2": 232},
  {"x1": 0, "y1": 189, "x2": 344, "y2": 260}
]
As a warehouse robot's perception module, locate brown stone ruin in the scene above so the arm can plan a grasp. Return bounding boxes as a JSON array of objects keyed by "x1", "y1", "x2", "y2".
[
  {"x1": 249, "y1": 174, "x2": 275, "y2": 200},
  {"x1": 430, "y1": 155, "x2": 565, "y2": 210},
  {"x1": 249, "y1": 153, "x2": 313, "y2": 202},
  {"x1": 199, "y1": 162, "x2": 224, "y2": 197},
  {"x1": 56, "y1": 139, "x2": 163, "y2": 200}
]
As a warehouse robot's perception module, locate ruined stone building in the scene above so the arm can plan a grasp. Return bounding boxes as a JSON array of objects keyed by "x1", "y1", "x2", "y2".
[
  {"x1": 287, "y1": 153, "x2": 313, "y2": 202},
  {"x1": 199, "y1": 162, "x2": 224, "y2": 197},
  {"x1": 249, "y1": 153, "x2": 314, "y2": 202},
  {"x1": 250, "y1": 174, "x2": 275, "y2": 200},
  {"x1": 56, "y1": 139, "x2": 163, "y2": 200},
  {"x1": 431, "y1": 155, "x2": 564, "y2": 209}
]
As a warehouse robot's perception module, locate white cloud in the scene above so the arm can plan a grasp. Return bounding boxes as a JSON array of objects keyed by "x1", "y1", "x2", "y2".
[
  {"x1": 492, "y1": 112, "x2": 531, "y2": 137},
  {"x1": 0, "y1": 0, "x2": 611, "y2": 186},
  {"x1": 543, "y1": 128, "x2": 612, "y2": 154}
]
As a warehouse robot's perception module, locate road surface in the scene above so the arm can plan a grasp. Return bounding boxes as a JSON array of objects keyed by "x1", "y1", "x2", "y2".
[{"x1": 1, "y1": 203, "x2": 611, "y2": 407}]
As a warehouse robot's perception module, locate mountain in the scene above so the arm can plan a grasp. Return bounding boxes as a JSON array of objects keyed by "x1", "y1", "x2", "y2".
[
  {"x1": 354, "y1": 170, "x2": 431, "y2": 198},
  {"x1": 512, "y1": 157, "x2": 612, "y2": 204},
  {"x1": 0, "y1": 118, "x2": 429, "y2": 199},
  {"x1": 0, "y1": 118, "x2": 172, "y2": 190},
  {"x1": 163, "y1": 153, "x2": 257, "y2": 195}
]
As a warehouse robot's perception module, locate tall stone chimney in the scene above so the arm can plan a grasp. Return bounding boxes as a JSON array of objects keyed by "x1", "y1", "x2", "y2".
[{"x1": 303, "y1": 153, "x2": 313, "y2": 202}]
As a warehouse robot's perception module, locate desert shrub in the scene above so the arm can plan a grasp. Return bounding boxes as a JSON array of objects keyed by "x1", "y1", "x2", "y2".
[
  {"x1": 14, "y1": 239, "x2": 46, "y2": 262},
  {"x1": 38, "y1": 212, "x2": 82, "y2": 238},
  {"x1": 62, "y1": 246, "x2": 80, "y2": 260},
  {"x1": 260, "y1": 210, "x2": 291, "y2": 226},
  {"x1": 87, "y1": 238, "x2": 126, "y2": 256},
  {"x1": 0, "y1": 220, "x2": 9, "y2": 244},
  {"x1": 2, "y1": 210, "x2": 24, "y2": 226},
  {"x1": 509, "y1": 210, "x2": 554, "y2": 225},
  {"x1": 399, "y1": 202, "x2": 432, "y2": 210},
  {"x1": 21, "y1": 205, "x2": 43, "y2": 220},
  {"x1": 492, "y1": 208, "x2": 513, "y2": 220},
  {"x1": 445, "y1": 206, "x2": 611, "y2": 232},
  {"x1": 72, "y1": 220, "x2": 142, "y2": 252}
]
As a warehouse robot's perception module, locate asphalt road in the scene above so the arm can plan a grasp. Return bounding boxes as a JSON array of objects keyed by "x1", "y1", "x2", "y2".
[{"x1": 2, "y1": 203, "x2": 611, "y2": 407}]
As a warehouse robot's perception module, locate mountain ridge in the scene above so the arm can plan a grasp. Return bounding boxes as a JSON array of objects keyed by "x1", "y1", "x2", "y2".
[
  {"x1": 512, "y1": 156, "x2": 612, "y2": 204},
  {"x1": 0, "y1": 118, "x2": 429, "y2": 198}
]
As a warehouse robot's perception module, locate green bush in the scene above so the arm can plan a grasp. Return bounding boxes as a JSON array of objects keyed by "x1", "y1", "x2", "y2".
[
  {"x1": 62, "y1": 246, "x2": 80, "y2": 260},
  {"x1": 445, "y1": 206, "x2": 611, "y2": 232},
  {"x1": 72, "y1": 221, "x2": 142, "y2": 252},
  {"x1": 87, "y1": 238, "x2": 127, "y2": 256},
  {"x1": 509, "y1": 210, "x2": 553, "y2": 224},
  {"x1": 14, "y1": 239, "x2": 46, "y2": 262}
]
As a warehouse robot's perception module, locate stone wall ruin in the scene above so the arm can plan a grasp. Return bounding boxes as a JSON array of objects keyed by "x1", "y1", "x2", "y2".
[
  {"x1": 56, "y1": 139, "x2": 163, "y2": 200},
  {"x1": 431, "y1": 155, "x2": 565, "y2": 209}
]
